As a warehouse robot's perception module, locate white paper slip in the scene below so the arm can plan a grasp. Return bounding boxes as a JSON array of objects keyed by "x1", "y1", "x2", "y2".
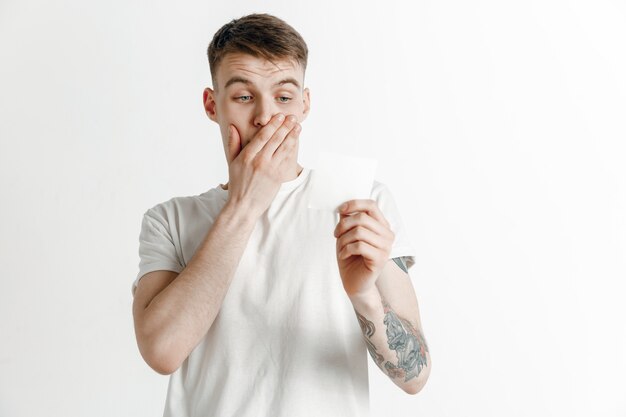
[{"x1": 307, "y1": 151, "x2": 378, "y2": 212}]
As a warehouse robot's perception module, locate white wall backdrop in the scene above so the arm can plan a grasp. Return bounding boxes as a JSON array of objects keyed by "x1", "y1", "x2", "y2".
[{"x1": 1, "y1": 0, "x2": 624, "y2": 416}]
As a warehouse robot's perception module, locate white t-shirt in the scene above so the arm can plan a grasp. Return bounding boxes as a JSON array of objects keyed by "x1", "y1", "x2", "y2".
[{"x1": 133, "y1": 166, "x2": 417, "y2": 417}]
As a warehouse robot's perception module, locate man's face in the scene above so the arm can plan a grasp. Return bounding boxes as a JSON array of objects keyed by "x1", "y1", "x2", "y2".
[{"x1": 203, "y1": 52, "x2": 311, "y2": 160}]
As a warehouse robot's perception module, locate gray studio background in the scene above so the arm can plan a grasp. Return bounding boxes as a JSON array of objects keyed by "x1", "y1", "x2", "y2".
[{"x1": 1, "y1": 0, "x2": 625, "y2": 416}]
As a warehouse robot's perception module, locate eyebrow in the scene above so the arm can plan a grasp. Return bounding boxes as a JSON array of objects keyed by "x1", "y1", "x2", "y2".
[{"x1": 223, "y1": 76, "x2": 301, "y2": 90}]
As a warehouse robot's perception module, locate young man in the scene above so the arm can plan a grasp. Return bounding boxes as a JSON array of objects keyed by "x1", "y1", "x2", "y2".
[{"x1": 132, "y1": 13, "x2": 430, "y2": 417}]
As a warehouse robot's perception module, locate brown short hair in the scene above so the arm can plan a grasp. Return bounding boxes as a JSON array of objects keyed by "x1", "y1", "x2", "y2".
[{"x1": 207, "y1": 13, "x2": 308, "y2": 89}]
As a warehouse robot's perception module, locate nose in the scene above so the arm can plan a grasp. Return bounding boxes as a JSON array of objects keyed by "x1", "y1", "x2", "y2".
[{"x1": 253, "y1": 97, "x2": 275, "y2": 127}]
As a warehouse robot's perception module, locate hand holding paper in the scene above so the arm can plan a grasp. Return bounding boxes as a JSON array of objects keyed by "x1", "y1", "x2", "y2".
[
  {"x1": 306, "y1": 150, "x2": 392, "y2": 297},
  {"x1": 334, "y1": 198, "x2": 395, "y2": 298}
]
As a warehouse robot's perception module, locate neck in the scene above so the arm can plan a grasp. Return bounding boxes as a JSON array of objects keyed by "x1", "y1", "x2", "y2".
[{"x1": 221, "y1": 163, "x2": 304, "y2": 191}]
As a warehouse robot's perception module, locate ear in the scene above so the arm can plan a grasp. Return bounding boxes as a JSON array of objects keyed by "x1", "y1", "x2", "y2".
[
  {"x1": 203, "y1": 87, "x2": 218, "y2": 123},
  {"x1": 301, "y1": 87, "x2": 311, "y2": 122}
]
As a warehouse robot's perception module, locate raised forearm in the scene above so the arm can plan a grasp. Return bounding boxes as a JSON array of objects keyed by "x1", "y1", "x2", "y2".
[
  {"x1": 349, "y1": 286, "x2": 431, "y2": 394},
  {"x1": 139, "y1": 201, "x2": 258, "y2": 373}
]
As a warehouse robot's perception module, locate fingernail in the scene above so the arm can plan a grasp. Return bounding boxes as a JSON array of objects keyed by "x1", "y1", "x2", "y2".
[
  {"x1": 277, "y1": 113, "x2": 285, "y2": 121},
  {"x1": 339, "y1": 203, "x2": 347, "y2": 212}
]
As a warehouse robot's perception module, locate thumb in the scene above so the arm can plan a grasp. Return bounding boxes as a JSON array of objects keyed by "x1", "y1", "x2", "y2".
[{"x1": 227, "y1": 125, "x2": 241, "y2": 163}]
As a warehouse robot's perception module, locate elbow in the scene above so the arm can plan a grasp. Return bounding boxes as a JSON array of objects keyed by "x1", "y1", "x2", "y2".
[
  {"x1": 133, "y1": 307, "x2": 186, "y2": 375},
  {"x1": 146, "y1": 354, "x2": 180, "y2": 376},
  {"x1": 403, "y1": 378, "x2": 427, "y2": 395},
  {"x1": 137, "y1": 335, "x2": 183, "y2": 376},
  {"x1": 403, "y1": 359, "x2": 431, "y2": 395}
]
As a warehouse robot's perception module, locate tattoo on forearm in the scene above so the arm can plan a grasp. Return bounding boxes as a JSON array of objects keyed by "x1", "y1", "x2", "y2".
[
  {"x1": 392, "y1": 256, "x2": 409, "y2": 273},
  {"x1": 356, "y1": 310, "x2": 385, "y2": 365},
  {"x1": 382, "y1": 297, "x2": 429, "y2": 381},
  {"x1": 355, "y1": 298, "x2": 429, "y2": 382}
]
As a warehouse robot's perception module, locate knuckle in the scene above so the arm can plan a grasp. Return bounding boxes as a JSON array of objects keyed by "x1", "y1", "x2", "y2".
[
  {"x1": 251, "y1": 156, "x2": 265, "y2": 170},
  {"x1": 274, "y1": 123, "x2": 290, "y2": 138},
  {"x1": 274, "y1": 114, "x2": 285, "y2": 124},
  {"x1": 289, "y1": 126, "x2": 300, "y2": 139},
  {"x1": 279, "y1": 118, "x2": 291, "y2": 129},
  {"x1": 241, "y1": 152, "x2": 254, "y2": 165},
  {"x1": 256, "y1": 130, "x2": 268, "y2": 142},
  {"x1": 283, "y1": 136, "x2": 296, "y2": 149},
  {"x1": 285, "y1": 119, "x2": 297, "y2": 131}
]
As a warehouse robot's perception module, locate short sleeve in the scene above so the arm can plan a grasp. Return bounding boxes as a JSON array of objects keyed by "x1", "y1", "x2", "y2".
[
  {"x1": 132, "y1": 208, "x2": 184, "y2": 296},
  {"x1": 370, "y1": 181, "x2": 417, "y2": 270}
]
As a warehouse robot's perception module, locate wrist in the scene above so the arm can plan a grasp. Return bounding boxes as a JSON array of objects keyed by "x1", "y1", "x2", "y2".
[
  {"x1": 220, "y1": 199, "x2": 259, "y2": 229},
  {"x1": 347, "y1": 285, "x2": 382, "y2": 312}
]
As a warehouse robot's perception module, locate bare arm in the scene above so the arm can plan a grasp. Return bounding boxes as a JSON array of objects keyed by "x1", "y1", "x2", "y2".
[
  {"x1": 349, "y1": 257, "x2": 431, "y2": 395},
  {"x1": 132, "y1": 201, "x2": 257, "y2": 375},
  {"x1": 133, "y1": 112, "x2": 302, "y2": 375},
  {"x1": 333, "y1": 198, "x2": 431, "y2": 394}
]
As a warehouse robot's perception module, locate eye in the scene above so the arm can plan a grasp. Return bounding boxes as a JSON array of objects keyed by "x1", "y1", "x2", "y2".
[
  {"x1": 277, "y1": 96, "x2": 293, "y2": 103},
  {"x1": 235, "y1": 95, "x2": 252, "y2": 102}
]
